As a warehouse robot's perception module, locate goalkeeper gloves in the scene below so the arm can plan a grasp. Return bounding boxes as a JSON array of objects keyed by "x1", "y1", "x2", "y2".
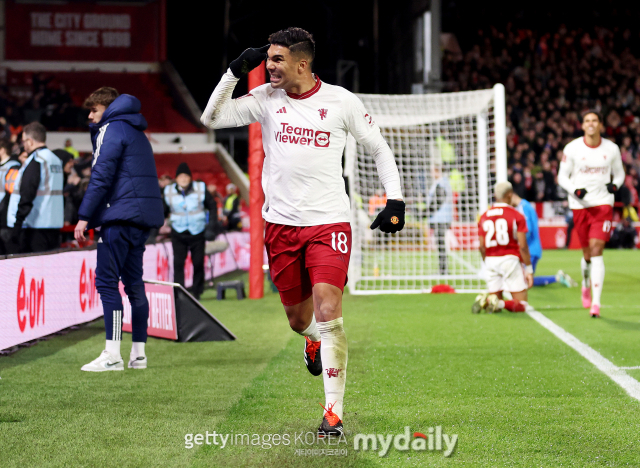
[
  {"x1": 574, "y1": 188, "x2": 587, "y2": 199},
  {"x1": 606, "y1": 183, "x2": 618, "y2": 194},
  {"x1": 229, "y1": 45, "x2": 270, "y2": 78},
  {"x1": 370, "y1": 199, "x2": 405, "y2": 234}
]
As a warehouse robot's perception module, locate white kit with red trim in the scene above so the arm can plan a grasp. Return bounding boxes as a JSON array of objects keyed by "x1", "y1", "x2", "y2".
[
  {"x1": 201, "y1": 69, "x2": 403, "y2": 227},
  {"x1": 558, "y1": 137, "x2": 625, "y2": 210}
]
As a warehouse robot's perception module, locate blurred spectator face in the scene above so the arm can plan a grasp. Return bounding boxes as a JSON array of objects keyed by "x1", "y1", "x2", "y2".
[
  {"x1": 513, "y1": 172, "x2": 522, "y2": 184},
  {"x1": 65, "y1": 139, "x2": 72, "y2": 147},
  {"x1": 207, "y1": 184, "x2": 217, "y2": 195},
  {"x1": 23, "y1": 133, "x2": 38, "y2": 153},
  {"x1": 88, "y1": 104, "x2": 107, "y2": 124},
  {"x1": 226, "y1": 183, "x2": 237, "y2": 195},
  {"x1": 63, "y1": 158, "x2": 74, "y2": 174},
  {"x1": 158, "y1": 175, "x2": 172, "y2": 189},
  {"x1": 81, "y1": 166, "x2": 91, "y2": 178},
  {"x1": 18, "y1": 150, "x2": 28, "y2": 165},
  {"x1": 176, "y1": 173, "x2": 191, "y2": 189},
  {"x1": 582, "y1": 113, "x2": 602, "y2": 137}
]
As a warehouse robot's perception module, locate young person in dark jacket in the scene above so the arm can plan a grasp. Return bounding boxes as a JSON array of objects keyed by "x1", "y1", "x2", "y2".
[
  {"x1": 163, "y1": 162, "x2": 218, "y2": 300},
  {"x1": 75, "y1": 87, "x2": 164, "y2": 372}
]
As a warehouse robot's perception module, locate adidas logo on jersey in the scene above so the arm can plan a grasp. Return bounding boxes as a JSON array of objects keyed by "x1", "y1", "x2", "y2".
[{"x1": 276, "y1": 107, "x2": 287, "y2": 114}]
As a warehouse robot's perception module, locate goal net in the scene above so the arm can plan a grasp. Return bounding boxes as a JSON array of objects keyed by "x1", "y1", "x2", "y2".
[{"x1": 345, "y1": 84, "x2": 507, "y2": 294}]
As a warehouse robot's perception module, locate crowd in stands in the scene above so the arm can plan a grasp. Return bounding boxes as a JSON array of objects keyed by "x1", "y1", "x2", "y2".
[
  {"x1": 0, "y1": 129, "x2": 239, "y2": 256},
  {"x1": 442, "y1": 23, "x2": 640, "y2": 216},
  {"x1": 0, "y1": 73, "x2": 86, "y2": 137}
]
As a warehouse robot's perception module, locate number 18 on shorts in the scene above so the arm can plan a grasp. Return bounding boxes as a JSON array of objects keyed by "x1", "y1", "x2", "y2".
[{"x1": 264, "y1": 222, "x2": 352, "y2": 306}]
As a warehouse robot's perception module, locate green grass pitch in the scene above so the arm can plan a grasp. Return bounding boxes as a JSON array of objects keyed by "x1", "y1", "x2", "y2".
[{"x1": 2, "y1": 249, "x2": 640, "y2": 467}]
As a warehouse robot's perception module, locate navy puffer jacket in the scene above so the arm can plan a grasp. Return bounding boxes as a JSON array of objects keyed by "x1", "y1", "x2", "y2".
[{"x1": 78, "y1": 95, "x2": 164, "y2": 229}]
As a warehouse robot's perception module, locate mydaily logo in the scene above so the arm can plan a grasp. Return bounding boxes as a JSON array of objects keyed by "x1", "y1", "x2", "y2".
[
  {"x1": 184, "y1": 426, "x2": 458, "y2": 457},
  {"x1": 353, "y1": 426, "x2": 457, "y2": 457}
]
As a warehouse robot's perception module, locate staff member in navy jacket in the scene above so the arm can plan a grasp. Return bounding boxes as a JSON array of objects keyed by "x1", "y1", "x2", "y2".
[
  {"x1": 75, "y1": 87, "x2": 164, "y2": 372},
  {"x1": 163, "y1": 162, "x2": 218, "y2": 300}
]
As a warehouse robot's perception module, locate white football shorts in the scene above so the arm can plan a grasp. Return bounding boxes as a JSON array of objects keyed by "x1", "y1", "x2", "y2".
[{"x1": 484, "y1": 255, "x2": 527, "y2": 293}]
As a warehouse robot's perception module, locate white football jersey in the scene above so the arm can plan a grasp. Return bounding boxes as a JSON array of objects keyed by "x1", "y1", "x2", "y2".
[
  {"x1": 201, "y1": 70, "x2": 403, "y2": 226},
  {"x1": 558, "y1": 137, "x2": 625, "y2": 210}
]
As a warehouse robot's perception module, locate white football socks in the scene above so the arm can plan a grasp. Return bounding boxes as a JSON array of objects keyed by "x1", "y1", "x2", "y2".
[
  {"x1": 581, "y1": 257, "x2": 591, "y2": 288},
  {"x1": 105, "y1": 339, "x2": 121, "y2": 359},
  {"x1": 590, "y1": 256, "x2": 605, "y2": 306},
  {"x1": 131, "y1": 342, "x2": 146, "y2": 359},
  {"x1": 317, "y1": 317, "x2": 348, "y2": 421},
  {"x1": 299, "y1": 314, "x2": 321, "y2": 342}
]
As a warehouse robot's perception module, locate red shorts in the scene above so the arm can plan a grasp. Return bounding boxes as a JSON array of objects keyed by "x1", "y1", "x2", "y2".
[
  {"x1": 264, "y1": 222, "x2": 352, "y2": 306},
  {"x1": 572, "y1": 205, "x2": 613, "y2": 247}
]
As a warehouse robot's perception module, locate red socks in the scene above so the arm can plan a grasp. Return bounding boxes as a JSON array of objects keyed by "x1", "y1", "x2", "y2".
[{"x1": 504, "y1": 300, "x2": 526, "y2": 312}]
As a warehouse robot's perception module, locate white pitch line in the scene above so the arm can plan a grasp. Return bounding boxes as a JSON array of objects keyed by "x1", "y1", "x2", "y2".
[
  {"x1": 526, "y1": 309, "x2": 640, "y2": 402},
  {"x1": 619, "y1": 367, "x2": 640, "y2": 370}
]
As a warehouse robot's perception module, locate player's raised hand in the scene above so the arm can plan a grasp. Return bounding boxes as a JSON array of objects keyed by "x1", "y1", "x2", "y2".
[
  {"x1": 574, "y1": 188, "x2": 587, "y2": 199},
  {"x1": 229, "y1": 45, "x2": 270, "y2": 78},
  {"x1": 606, "y1": 183, "x2": 618, "y2": 194},
  {"x1": 370, "y1": 199, "x2": 405, "y2": 233}
]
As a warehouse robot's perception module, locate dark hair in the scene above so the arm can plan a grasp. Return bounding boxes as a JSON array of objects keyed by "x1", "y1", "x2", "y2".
[
  {"x1": 84, "y1": 87, "x2": 119, "y2": 109},
  {"x1": 581, "y1": 109, "x2": 602, "y2": 123},
  {"x1": 0, "y1": 138, "x2": 12, "y2": 155},
  {"x1": 23, "y1": 122, "x2": 47, "y2": 144},
  {"x1": 268, "y1": 27, "x2": 315, "y2": 69}
]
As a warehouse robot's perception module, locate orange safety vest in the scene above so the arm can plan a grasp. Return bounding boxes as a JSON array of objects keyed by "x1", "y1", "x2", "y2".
[{"x1": 4, "y1": 167, "x2": 19, "y2": 194}]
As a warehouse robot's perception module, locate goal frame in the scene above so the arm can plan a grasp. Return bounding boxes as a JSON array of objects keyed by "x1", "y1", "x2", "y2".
[{"x1": 345, "y1": 84, "x2": 507, "y2": 295}]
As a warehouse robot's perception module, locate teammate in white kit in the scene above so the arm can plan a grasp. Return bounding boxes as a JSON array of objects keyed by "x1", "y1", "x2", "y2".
[
  {"x1": 558, "y1": 111, "x2": 625, "y2": 317},
  {"x1": 201, "y1": 28, "x2": 405, "y2": 436}
]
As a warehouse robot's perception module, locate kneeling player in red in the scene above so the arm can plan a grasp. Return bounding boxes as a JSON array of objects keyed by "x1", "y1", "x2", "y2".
[
  {"x1": 474, "y1": 181, "x2": 534, "y2": 314},
  {"x1": 201, "y1": 28, "x2": 405, "y2": 436}
]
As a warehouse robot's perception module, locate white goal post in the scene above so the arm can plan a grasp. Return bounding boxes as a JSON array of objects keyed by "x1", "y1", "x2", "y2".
[{"x1": 346, "y1": 84, "x2": 507, "y2": 294}]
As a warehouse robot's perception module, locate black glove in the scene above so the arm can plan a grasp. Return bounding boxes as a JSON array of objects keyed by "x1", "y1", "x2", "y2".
[
  {"x1": 370, "y1": 199, "x2": 405, "y2": 233},
  {"x1": 229, "y1": 45, "x2": 270, "y2": 78},
  {"x1": 574, "y1": 188, "x2": 587, "y2": 199},
  {"x1": 606, "y1": 183, "x2": 617, "y2": 194}
]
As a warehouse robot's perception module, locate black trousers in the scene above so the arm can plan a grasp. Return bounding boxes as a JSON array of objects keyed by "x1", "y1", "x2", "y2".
[
  {"x1": 0, "y1": 228, "x2": 11, "y2": 255},
  {"x1": 171, "y1": 229, "x2": 205, "y2": 299},
  {"x1": 0, "y1": 227, "x2": 59, "y2": 254},
  {"x1": 433, "y1": 223, "x2": 450, "y2": 275}
]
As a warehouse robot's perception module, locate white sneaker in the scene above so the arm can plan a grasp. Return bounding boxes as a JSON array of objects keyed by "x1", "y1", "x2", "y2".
[
  {"x1": 81, "y1": 350, "x2": 124, "y2": 372},
  {"x1": 128, "y1": 356, "x2": 147, "y2": 369}
]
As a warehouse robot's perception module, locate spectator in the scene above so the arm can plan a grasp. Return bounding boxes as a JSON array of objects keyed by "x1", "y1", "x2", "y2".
[
  {"x1": 64, "y1": 138, "x2": 80, "y2": 159},
  {"x1": 62, "y1": 159, "x2": 91, "y2": 226},
  {"x1": 207, "y1": 183, "x2": 224, "y2": 207},
  {"x1": 608, "y1": 217, "x2": 637, "y2": 249},
  {"x1": 223, "y1": 183, "x2": 242, "y2": 231}
]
